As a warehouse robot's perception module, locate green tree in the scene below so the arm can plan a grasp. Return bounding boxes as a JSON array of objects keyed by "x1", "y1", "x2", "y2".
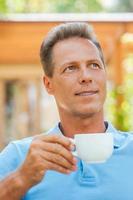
[
  {"x1": 0, "y1": 0, "x2": 104, "y2": 13},
  {"x1": 49, "y1": 0, "x2": 103, "y2": 13},
  {"x1": 109, "y1": 0, "x2": 133, "y2": 12},
  {"x1": 0, "y1": 0, "x2": 7, "y2": 13}
]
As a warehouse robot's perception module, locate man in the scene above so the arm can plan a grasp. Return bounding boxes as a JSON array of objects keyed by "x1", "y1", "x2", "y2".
[{"x1": 0, "y1": 22, "x2": 133, "y2": 200}]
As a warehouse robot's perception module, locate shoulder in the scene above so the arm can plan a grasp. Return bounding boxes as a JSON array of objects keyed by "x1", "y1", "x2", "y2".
[
  {"x1": 0, "y1": 136, "x2": 34, "y2": 180},
  {"x1": 117, "y1": 130, "x2": 133, "y2": 144},
  {"x1": 10, "y1": 136, "x2": 34, "y2": 157},
  {"x1": 106, "y1": 121, "x2": 133, "y2": 149},
  {"x1": 0, "y1": 124, "x2": 60, "y2": 160},
  {"x1": 0, "y1": 128, "x2": 56, "y2": 180},
  {"x1": 113, "y1": 129, "x2": 133, "y2": 151},
  {"x1": 0, "y1": 136, "x2": 34, "y2": 168}
]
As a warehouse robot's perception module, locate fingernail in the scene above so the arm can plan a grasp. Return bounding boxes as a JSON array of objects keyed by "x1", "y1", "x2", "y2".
[
  {"x1": 70, "y1": 144, "x2": 76, "y2": 151},
  {"x1": 66, "y1": 170, "x2": 71, "y2": 174},
  {"x1": 72, "y1": 165, "x2": 77, "y2": 171},
  {"x1": 73, "y1": 157, "x2": 77, "y2": 164}
]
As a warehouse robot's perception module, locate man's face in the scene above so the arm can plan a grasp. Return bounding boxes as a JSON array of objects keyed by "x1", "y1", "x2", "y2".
[{"x1": 44, "y1": 37, "x2": 107, "y2": 118}]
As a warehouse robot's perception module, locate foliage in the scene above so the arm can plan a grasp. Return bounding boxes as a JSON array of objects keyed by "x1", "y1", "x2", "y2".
[
  {"x1": 0, "y1": 0, "x2": 7, "y2": 12},
  {"x1": 108, "y1": 0, "x2": 133, "y2": 12},
  {"x1": 106, "y1": 55, "x2": 133, "y2": 131},
  {"x1": 49, "y1": 0, "x2": 103, "y2": 13},
  {"x1": 0, "y1": 0, "x2": 104, "y2": 13},
  {"x1": 0, "y1": 0, "x2": 133, "y2": 13},
  {"x1": 0, "y1": 0, "x2": 133, "y2": 132}
]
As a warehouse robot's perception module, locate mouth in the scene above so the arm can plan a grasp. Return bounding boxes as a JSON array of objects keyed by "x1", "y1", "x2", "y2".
[{"x1": 75, "y1": 90, "x2": 99, "y2": 96}]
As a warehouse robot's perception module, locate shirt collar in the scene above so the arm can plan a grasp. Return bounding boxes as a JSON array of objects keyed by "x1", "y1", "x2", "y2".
[
  {"x1": 47, "y1": 121, "x2": 121, "y2": 149},
  {"x1": 105, "y1": 121, "x2": 121, "y2": 148}
]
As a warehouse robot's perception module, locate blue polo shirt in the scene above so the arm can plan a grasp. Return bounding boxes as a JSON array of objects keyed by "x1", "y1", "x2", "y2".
[{"x1": 0, "y1": 122, "x2": 133, "y2": 200}]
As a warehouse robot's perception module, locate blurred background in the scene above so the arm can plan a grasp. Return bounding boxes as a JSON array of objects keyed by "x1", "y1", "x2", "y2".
[{"x1": 0, "y1": 0, "x2": 133, "y2": 149}]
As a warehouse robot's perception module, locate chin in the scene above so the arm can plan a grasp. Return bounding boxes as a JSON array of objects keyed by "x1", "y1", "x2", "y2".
[
  {"x1": 72, "y1": 105, "x2": 102, "y2": 118},
  {"x1": 72, "y1": 109, "x2": 97, "y2": 118}
]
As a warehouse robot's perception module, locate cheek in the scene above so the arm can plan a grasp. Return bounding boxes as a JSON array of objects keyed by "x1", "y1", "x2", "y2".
[
  {"x1": 54, "y1": 81, "x2": 72, "y2": 98},
  {"x1": 97, "y1": 74, "x2": 107, "y2": 96},
  {"x1": 101, "y1": 79, "x2": 107, "y2": 99}
]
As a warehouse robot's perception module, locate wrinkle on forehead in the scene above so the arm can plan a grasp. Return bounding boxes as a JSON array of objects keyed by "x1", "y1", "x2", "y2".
[{"x1": 52, "y1": 37, "x2": 102, "y2": 67}]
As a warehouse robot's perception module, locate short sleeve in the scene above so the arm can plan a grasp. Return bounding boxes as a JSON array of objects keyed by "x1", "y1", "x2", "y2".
[{"x1": 0, "y1": 142, "x2": 21, "y2": 180}]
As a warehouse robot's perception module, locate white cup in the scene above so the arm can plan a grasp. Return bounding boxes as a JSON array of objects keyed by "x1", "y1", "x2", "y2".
[{"x1": 70, "y1": 133, "x2": 113, "y2": 164}]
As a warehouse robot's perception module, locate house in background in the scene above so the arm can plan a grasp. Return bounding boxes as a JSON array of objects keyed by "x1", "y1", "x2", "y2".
[{"x1": 0, "y1": 13, "x2": 133, "y2": 149}]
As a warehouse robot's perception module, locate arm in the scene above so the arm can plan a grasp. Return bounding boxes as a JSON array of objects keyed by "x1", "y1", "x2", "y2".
[
  {"x1": 0, "y1": 170, "x2": 31, "y2": 200},
  {"x1": 0, "y1": 134, "x2": 77, "y2": 199}
]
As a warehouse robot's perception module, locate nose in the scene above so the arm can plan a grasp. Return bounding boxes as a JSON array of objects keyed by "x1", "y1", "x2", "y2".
[{"x1": 78, "y1": 68, "x2": 93, "y2": 84}]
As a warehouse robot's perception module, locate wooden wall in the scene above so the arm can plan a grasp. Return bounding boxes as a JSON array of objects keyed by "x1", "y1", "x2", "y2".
[{"x1": 0, "y1": 16, "x2": 133, "y2": 148}]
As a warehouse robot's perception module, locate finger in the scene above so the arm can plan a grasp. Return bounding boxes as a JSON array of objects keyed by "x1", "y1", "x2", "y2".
[
  {"x1": 40, "y1": 151, "x2": 77, "y2": 171},
  {"x1": 31, "y1": 136, "x2": 77, "y2": 165},
  {"x1": 38, "y1": 141, "x2": 76, "y2": 165},
  {"x1": 42, "y1": 159, "x2": 73, "y2": 174},
  {"x1": 30, "y1": 140, "x2": 77, "y2": 166},
  {"x1": 36, "y1": 134, "x2": 72, "y2": 149}
]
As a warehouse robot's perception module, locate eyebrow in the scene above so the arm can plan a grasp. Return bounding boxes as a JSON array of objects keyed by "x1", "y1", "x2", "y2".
[
  {"x1": 86, "y1": 59, "x2": 103, "y2": 64},
  {"x1": 62, "y1": 61, "x2": 77, "y2": 67},
  {"x1": 62, "y1": 59, "x2": 102, "y2": 67}
]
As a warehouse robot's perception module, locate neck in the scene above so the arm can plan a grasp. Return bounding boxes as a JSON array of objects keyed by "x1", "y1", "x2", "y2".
[{"x1": 58, "y1": 111, "x2": 106, "y2": 138}]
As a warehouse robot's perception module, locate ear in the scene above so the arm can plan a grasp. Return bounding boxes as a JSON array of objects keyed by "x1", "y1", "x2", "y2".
[{"x1": 43, "y1": 76, "x2": 54, "y2": 95}]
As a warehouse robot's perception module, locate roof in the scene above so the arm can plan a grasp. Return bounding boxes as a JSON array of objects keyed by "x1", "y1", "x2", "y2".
[{"x1": 0, "y1": 13, "x2": 133, "y2": 22}]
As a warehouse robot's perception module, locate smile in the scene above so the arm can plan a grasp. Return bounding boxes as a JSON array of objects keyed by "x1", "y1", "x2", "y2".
[{"x1": 75, "y1": 91, "x2": 98, "y2": 96}]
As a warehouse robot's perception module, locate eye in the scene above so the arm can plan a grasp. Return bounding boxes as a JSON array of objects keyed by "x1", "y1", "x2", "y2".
[
  {"x1": 63, "y1": 65, "x2": 77, "y2": 72},
  {"x1": 90, "y1": 63, "x2": 100, "y2": 69}
]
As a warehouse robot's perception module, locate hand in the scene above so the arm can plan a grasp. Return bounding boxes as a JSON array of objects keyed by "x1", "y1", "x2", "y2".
[{"x1": 18, "y1": 134, "x2": 77, "y2": 187}]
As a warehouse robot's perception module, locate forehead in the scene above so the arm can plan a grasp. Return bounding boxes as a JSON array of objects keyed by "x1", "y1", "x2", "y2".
[{"x1": 52, "y1": 37, "x2": 102, "y2": 65}]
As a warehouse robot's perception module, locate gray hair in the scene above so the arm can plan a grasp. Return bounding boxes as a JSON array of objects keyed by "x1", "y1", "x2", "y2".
[{"x1": 40, "y1": 22, "x2": 105, "y2": 77}]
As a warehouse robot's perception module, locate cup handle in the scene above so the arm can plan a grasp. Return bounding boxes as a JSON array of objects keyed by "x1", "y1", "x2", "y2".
[{"x1": 69, "y1": 138, "x2": 78, "y2": 157}]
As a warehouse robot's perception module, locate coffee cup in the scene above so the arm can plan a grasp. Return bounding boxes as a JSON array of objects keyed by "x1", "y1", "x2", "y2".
[{"x1": 70, "y1": 132, "x2": 113, "y2": 164}]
